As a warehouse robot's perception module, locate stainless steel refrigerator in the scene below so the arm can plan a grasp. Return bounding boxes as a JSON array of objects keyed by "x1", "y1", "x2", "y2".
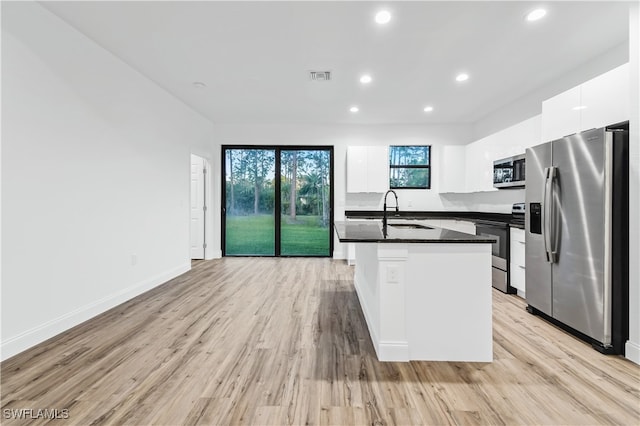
[{"x1": 525, "y1": 123, "x2": 629, "y2": 354}]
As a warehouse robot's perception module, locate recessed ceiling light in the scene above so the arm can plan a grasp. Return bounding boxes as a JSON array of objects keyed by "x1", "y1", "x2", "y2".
[
  {"x1": 423, "y1": 106, "x2": 434, "y2": 113},
  {"x1": 572, "y1": 105, "x2": 588, "y2": 111},
  {"x1": 360, "y1": 74, "x2": 373, "y2": 84},
  {"x1": 375, "y1": 10, "x2": 391, "y2": 25},
  {"x1": 350, "y1": 106, "x2": 359, "y2": 113},
  {"x1": 455, "y1": 73, "x2": 469, "y2": 82},
  {"x1": 192, "y1": 81, "x2": 207, "y2": 89},
  {"x1": 526, "y1": 8, "x2": 547, "y2": 22}
]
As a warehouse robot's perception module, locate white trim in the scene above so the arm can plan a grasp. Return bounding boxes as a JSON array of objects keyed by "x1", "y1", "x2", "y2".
[
  {"x1": 377, "y1": 341, "x2": 410, "y2": 362},
  {"x1": 332, "y1": 249, "x2": 346, "y2": 260},
  {"x1": 206, "y1": 250, "x2": 223, "y2": 260},
  {"x1": 625, "y1": 340, "x2": 640, "y2": 365},
  {"x1": 0, "y1": 263, "x2": 190, "y2": 361}
]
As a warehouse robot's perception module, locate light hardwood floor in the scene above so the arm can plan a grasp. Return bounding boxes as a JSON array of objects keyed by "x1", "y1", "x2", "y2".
[{"x1": 1, "y1": 258, "x2": 639, "y2": 425}]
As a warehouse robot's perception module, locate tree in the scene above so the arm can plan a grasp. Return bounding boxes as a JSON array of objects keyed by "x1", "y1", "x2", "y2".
[
  {"x1": 228, "y1": 150, "x2": 235, "y2": 214},
  {"x1": 290, "y1": 151, "x2": 297, "y2": 220}
]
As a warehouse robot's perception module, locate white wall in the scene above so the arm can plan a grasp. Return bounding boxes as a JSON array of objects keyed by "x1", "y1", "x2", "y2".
[
  {"x1": 210, "y1": 123, "x2": 473, "y2": 258},
  {"x1": 1, "y1": 3, "x2": 214, "y2": 360},
  {"x1": 626, "y1": 2, "x2": 640, "y2": 365}
]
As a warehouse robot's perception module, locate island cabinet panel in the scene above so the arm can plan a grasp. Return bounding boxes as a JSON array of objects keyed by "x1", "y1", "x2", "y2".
[
  {"x1": 346, "y1": 146, "x2": 388, "y2": 193},
  {"x1": 353, "y1": 242, "x2": 493, "y2": 362},
  {"x1": 405, "y1": 244, "x2": 493, "y2": 361}
]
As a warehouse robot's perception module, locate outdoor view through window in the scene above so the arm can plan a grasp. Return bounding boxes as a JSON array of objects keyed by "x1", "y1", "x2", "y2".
[
  {"x1": 389, "y1": 145, "x2": 431, "y2": 189},
  {"x1": 223, "y1": 147, "x2": 332, "y2": 256}
]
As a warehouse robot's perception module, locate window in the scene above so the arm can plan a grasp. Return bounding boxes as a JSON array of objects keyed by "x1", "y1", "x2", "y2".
[{"x1": 389, "y1": 145, "x2": 431, "y2": 189}]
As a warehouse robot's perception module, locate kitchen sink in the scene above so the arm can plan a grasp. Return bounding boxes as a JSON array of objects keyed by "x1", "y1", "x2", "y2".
[{"x1": 387, "y1": 223, "x2": 433, "y2": 230}]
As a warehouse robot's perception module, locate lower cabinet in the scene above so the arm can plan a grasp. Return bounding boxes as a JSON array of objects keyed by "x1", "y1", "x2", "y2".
[{"x1": 510, "y1": 227, "x2": 526, "y2": 298}]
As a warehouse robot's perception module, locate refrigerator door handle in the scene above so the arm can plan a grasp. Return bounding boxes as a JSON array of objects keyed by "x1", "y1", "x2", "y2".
[
  {"x1": 548, "y1": 166, "x2": 558, "y2": 263},
  {"x1": 542, "y1": 167, "x2": 551, "y2": 261},
  {"x1": 602, "y1": 131, "x2": 614, "y2": 347},
  {"x1": 543, "y1": 166, "x2": 557, "y2": 263}
]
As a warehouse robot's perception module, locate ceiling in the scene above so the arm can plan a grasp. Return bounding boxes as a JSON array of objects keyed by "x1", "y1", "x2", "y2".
[{"x1": 40, "y1": 1, "x2": 630, "y2": 126}]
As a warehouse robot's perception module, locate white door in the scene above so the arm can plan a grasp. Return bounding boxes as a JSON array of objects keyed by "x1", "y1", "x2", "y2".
[{"x1": 190, "y1": 154, "x2": 206, "y2": 259}]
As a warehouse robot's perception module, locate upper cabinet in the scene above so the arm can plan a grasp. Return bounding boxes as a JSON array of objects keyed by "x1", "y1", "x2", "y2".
[
  {"x1": 541, "y1": 63, "x2": 629, "y2": 142},
  {"x1": 346, "y1": 146, "x2": 388, "y2": 193},
  {"x1": 580, "y1": 64, "x2": 630, "y2": 131},
  {"x1": 438, "y1": 145, "x2": 467, "y2": 193},
  {"x1": 442, "y1": 116, "x2": 541, "y2": 194},
  {"x1": 541, "y1": 86, "x2": 581, "y2": 142}
]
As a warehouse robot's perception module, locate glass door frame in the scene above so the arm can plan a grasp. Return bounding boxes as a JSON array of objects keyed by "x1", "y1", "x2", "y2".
[{"x1": 221, "y1": 145, "x2": 334, "y2": 257}]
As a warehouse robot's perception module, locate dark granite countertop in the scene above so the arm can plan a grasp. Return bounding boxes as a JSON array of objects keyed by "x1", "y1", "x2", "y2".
[
  {"x1": 344, "y1": 210, "x2": 524, "y2": 228},
  {"x1": 334, "y1": 220, "x2": 497, "y2": 244}
]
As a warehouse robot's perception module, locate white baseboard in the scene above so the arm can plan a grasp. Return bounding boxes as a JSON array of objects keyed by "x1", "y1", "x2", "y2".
[
  {"x1": 0, "y1": 262, "x2": 191, "y2": 361},
  {"x1": 206, "y1": 249, "x2": 223, "y2": 260},
  {"x1": 333, "y1": 249, "x2": 345, "y2": 260},
  {"x1": 378, "y1": 341, "x2": 410, "y2": 362},
  {"x1": 625, "y1": 340, "x2": 640, "y2": 365}
]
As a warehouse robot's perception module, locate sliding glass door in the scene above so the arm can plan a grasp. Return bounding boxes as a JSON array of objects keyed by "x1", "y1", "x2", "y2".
[
  {"x1": 223, "y1": 148, "x2": 276, "y2": 255},
  {"x1": 223, "y1": 146, "x2": 333, "y2": 257},
  {"x1": 280, "y1": 149, "x2": 331, "y2": 256}
]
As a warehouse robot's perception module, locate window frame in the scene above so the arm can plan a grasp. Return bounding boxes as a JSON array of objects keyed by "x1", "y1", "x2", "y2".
[{"x1": 388, "y1": 145, "x2": 432, "y2": 190}]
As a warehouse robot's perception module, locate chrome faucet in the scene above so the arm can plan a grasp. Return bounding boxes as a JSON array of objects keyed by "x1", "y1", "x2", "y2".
[{"x1": 382, "y1": 189, "x2": 399, "y2": 230}]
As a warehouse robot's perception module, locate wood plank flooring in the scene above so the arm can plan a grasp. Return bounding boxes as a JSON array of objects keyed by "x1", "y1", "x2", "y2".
[{"x1": 1, "y1": 257, "x2": 639, "y2": 425}]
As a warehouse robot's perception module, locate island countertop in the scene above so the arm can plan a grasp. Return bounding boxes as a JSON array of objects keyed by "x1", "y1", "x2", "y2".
[{"x1": 333, "y1": 220, "x2": 496, "y2": 244}]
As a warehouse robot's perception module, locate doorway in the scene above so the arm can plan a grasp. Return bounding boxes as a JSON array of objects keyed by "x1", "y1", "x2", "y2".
[
  {"x1": 190, "y1": 154, "x2": 208, "y2": 260},
  {"x1": 222, "y1": 146, "x2": 333, "y2": 257}
]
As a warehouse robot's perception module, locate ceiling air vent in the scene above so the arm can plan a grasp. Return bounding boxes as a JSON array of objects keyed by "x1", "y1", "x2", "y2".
[{"x1": 309, "y1": 71, "x2": 331, "y2": 81}]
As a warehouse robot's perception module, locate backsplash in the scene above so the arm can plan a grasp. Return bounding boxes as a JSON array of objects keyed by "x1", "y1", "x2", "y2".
[
  {"x1": 440, "y1": 190, "x2": 525, "y2": 213},
  {"x1": 344, "y1": 189, "x2": 525, "y2": 213}
]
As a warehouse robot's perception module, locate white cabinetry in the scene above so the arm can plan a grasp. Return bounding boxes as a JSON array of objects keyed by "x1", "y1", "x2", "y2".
[
  {"x1": 581, "y1": 64, "x2": 630, "y2": 131},
  {"x1": 346, "y1": 146, "x2": 388, "y2": 193},
  {"x1": 510, "y1": 227, "x2": 526, "y2": 298},
  {"x1": 439, "y1": 145, "x2": 466, "y2": 193},
  {"x1": 439, "y1": 116, "x2": 540, "y2": 194},
  {"x1": 463, "y1": 141, "x2": 495, "y2": 193},
  {"x1": 541, "y1": 86, "x2": 581, "y2": 142},
  {"x1": 541, "y1": 63, "x2": 629, "y2": 142}
]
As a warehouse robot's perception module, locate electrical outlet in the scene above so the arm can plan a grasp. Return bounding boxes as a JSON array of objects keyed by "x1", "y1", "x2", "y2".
[
  {"x1": 408, "y1": 199, "x2": 413, "y2": 207},
  {"x1": 131, "y1": 254, "x2": 138, "y2": 266},
  {"x1": 387, "y1": 265, "x2": 399, "y2": 283}
]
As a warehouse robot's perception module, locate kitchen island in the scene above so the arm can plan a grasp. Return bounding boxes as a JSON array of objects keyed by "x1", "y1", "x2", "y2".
[{"x1": 334, "y1": 220, "x2": 496, "y2": 362}]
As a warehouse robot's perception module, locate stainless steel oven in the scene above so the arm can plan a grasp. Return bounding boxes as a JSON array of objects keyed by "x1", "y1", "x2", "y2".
[{"x1": 475, "y1": 221, "x2": 513, "y2": 293}]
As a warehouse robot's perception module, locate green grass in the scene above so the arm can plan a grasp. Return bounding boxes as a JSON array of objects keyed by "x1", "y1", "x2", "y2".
[
  {"x1": 225, "y1": 214, "x2": 329, "y2": 256},
  {"x1": 281, "y1": 216, "x2": 330, "y2": 256}
]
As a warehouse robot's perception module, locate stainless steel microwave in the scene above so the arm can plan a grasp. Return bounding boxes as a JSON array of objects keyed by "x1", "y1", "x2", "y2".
[{"x1": 493, "y1": 154, "x2": 525, "y2": 188}]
